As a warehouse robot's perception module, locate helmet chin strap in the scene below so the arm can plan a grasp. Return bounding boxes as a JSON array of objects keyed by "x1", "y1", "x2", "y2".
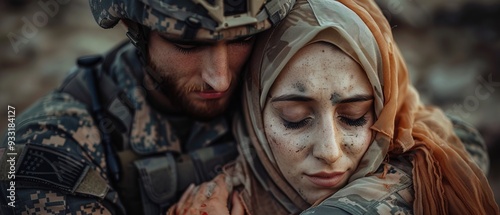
[{"x1": 125, "y1": 22, "x2": 164, "y2": 86}]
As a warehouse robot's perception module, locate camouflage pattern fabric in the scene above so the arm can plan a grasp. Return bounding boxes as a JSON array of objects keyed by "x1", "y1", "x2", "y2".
[
  {"x1": 300, "y1": 116, "x2": 488, "y2": 215},
  {"x1": 447, "y1": 114, "x2": 489, "y2": 174},
  {"x1": 89, "y1": 0, "x2": 296, "y2": 41},
  {"x1": 0, "y1": 42, "x2": 235, "y2": 215},
  {"x1": 301, "y1": 156, "x2": 414, "y2": 215}
]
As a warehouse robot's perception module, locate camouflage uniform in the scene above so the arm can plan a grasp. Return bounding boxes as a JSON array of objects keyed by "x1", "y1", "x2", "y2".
[
  {"x1": 0, "y1": 42, "x2": 239, "y2": 215},
  {"x1": 301, "y1": 116, "x2": 489, "y2": 215}
]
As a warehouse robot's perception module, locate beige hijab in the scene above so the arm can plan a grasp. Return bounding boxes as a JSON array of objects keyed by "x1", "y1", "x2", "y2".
[{"x1": 230, "y1": 0, "x2": 499, "y2": 214}]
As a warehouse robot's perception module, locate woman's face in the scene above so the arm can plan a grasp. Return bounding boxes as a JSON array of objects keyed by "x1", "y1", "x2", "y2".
[{"x1": 263, "y1": 42, "x2": 375, "y2": 204}]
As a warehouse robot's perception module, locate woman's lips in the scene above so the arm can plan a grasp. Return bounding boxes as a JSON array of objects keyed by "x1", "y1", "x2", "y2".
[
  {"x1": 305, "y1": 171, "x2": 346, "y2": 188},
  {"x1": 196, "y1": 90, "x2": 227, "y2": 99}
]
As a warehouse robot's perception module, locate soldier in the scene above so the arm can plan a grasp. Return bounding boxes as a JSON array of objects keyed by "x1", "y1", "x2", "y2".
[{"x1": 0, "y1": 0, "x2": 295, "y2": 214}]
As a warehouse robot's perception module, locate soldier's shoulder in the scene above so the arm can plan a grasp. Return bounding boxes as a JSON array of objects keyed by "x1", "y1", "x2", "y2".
[
  {"x1": 446, "y1": 114, "x2": 489, "y2": 173},
  {"x1": 9, "y1": 91, "x2": 94, "y2": 143},
  {"x1": 447, "y1": 114, "x2": 485, "y2": 149},
  {"x1": 2, "y1": 90, "x2": 104, "y2": 167},
  {"x1": 17, "y1": 91, "x2": 91, "y2": 121},
  {"x1": 0, "y1": 93, "x2": 110, "y2": 206}
]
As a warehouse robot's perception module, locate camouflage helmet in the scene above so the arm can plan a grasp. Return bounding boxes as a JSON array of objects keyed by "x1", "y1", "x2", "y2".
[{"x1": 89, "y1": 0, "x2": 296, "y2": 41}]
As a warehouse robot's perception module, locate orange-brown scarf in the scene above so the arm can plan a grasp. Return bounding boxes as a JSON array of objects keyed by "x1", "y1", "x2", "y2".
[{"x1": 340, "y1": 0, "x2": 498, "y2": 214}]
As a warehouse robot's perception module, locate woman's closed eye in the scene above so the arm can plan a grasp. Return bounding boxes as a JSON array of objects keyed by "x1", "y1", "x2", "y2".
[
  {"x1": 282, "y1": 117, "x2": 313, "y2": 129},
  {"x1": 336, "y1": 99, "x2": 373, "y2": 128},
  {"x1": 338, "y1": 114, "x2": 368, "y2": 127},
  {"x1": 272, "y1": 101, "x2": 314, "y2": 130}
]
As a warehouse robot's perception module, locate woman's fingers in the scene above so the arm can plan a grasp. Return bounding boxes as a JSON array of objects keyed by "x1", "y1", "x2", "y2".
[
  {"x1": 175, "y1": 184, "x2": 196, "y2": 215},
  {"x1": 230, "y1": 191, "x2": 245, "y2": 215},
  {"x1": 180, "y1": 184, "x2": 195, "y2": 202},
  {"x1": 177, "y1": 184, "x2": 194, "y2": 208},
  {"x1": 170, "y1": 174, "x2": 237, "y2": 215},
  {"x1": 192, "y1": 181, "x2": 214, "y2": 208},
  {"x1": 174, "y1": 184, "x2": 194, "y2": 214},
  {"x1": 210, "y1": 174, "x2": 230, "y2": 201},
  {"x1": 198, "y1": 175, "x2": 237, "y2": 215},
  {"x1": 177, "y1": 180, "x2": 219, "y2": 215}
]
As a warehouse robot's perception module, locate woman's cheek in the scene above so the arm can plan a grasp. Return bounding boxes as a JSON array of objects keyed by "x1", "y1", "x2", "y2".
[
  {"x1": 267, "y1": 124, "x2": 292, "y2": 156},
  {"x1": 265, "y1": 117, "x2": 280, "y2": 146},
  {"x1": 265, "y1": 120, "x2": 309, "y2": 163},
  {"x1": 341, "y1": 126, "x2": 372, "y2": 157}
]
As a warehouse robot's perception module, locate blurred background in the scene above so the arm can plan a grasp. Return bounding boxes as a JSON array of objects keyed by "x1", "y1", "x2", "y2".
[{"x1": 1, "y1": 0, "x2": 499, "y2": 205}]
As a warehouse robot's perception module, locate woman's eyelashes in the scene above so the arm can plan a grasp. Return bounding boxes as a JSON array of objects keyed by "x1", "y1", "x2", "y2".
[
  {"x1": 338, "y1": 114, "x2": 368, "y2": 127},
  {"x1": 282, "y1": 117, "x2": 312, "y2": 129},
  {"x1": 280, "y1": 113, "x2": 369, "y2": 130}
]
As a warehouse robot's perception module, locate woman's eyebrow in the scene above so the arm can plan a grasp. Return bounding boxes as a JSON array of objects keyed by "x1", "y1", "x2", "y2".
[
  {"x1": 335, "y1": 94, "x2": 374, "y2": 104},
  {"x1": 270, "y1": 94, "x2": 313, "y2": 102},
  {"x1": 270, "y1": 94, "x2": 373, "y2": 103}
]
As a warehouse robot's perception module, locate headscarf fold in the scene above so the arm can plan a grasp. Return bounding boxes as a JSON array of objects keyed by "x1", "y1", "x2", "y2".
[{"x1": 229, "y1": 0, "x2": 499, "y2": 214}]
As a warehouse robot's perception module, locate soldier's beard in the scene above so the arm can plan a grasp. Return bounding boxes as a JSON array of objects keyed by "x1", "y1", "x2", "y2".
[{"x1": 147, "y1": 62, "x2": 232, "y2": 121}]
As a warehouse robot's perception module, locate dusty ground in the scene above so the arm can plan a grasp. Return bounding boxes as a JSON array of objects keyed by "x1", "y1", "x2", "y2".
[{"x1": 1, "y1": 0, "x2": 499, "y2": 206}]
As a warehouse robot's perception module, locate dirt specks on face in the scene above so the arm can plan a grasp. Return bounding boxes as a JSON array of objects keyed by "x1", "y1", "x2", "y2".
[
  {"x1": 330, "y1": 92, "x2": 341, "y2": 105},
  {"x1": 293, "y1": 82, "x2": 306, "y2": 93},
  {"x1": 295, "y1": 145, "x2": 307, "y2": 153}
]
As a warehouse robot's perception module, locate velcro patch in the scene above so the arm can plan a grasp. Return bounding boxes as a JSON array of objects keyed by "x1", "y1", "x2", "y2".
[{"x1": 16, "y1": 144, "x2": 89, "y2": 193}]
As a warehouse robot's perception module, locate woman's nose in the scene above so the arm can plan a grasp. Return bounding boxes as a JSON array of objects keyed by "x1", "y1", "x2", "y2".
[
  {"x1": 201, "y1": 42, "x2": 231, "y2": 92},
  {"x1": 312, "y1": 118, "x2": 343, "y2": 164}
]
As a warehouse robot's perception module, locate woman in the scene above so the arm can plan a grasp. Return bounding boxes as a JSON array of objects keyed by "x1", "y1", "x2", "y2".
[{"x1": 169, "y1": 0, "x2": 499, "y2": 214}]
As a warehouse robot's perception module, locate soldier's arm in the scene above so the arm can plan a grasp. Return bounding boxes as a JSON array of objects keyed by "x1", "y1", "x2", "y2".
[
  {"x1": 0, "y1": 93, "x2": 123, "y2": 215},
  {"x1": 1, "y1": 189, "x2": 114, "y2": 215}
]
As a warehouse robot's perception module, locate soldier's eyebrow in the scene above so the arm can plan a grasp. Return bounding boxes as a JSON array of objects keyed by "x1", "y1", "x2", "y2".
[
  {"x1": 159, "y1": 34, "x2": 214, "y2": 46},
  {"x1": 158, "y1": 33, "x2": 254, "y2": 46}
]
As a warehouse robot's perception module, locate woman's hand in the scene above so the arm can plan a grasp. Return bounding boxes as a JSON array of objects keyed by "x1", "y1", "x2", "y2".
[{"x1": 167, "y1": 174, "x2": 245, "y2": 215}]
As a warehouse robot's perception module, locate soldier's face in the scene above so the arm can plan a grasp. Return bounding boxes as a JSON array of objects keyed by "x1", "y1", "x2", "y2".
[
  {"x1": 263, "y1": 43, "x2": 374, "y2": 204},
  {"x1": 147, "y1": 31, "x2": 254, "y2": 119}
]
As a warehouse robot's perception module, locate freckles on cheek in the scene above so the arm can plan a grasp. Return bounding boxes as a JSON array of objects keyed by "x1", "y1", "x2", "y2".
[
  {"x1": 295, "y1": 145, "x2": 306, "y2": 153},
  {"x1": 342, "y1": 130, "x2": 372, "y2": 155},
  {"x1": 266, "y1": 119, "x2": 280, "y2": 147},
  {"x1": 266, "y1": 125, "x2": 298, "y2": 156},
  {"x1": 342, "y1": 135, "x2": 357, "y2": 155}
]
